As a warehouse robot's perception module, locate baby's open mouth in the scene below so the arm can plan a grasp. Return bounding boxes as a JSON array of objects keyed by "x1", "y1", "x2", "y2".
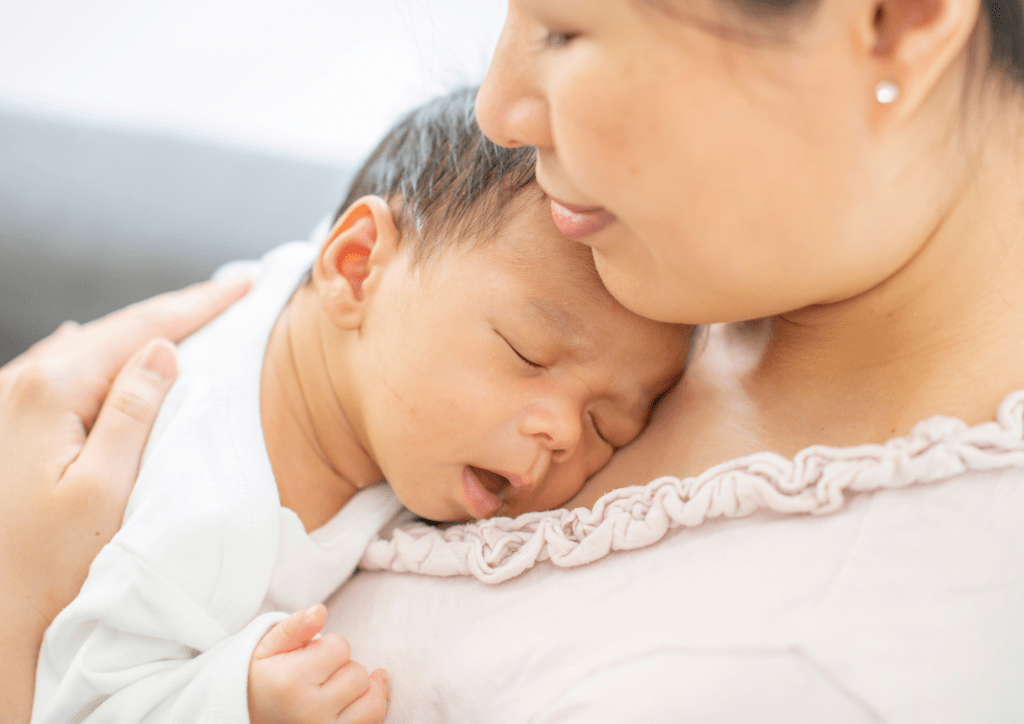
[
  {"x1": 461, "y1": 466, "x2": 513, "y2": 519},
  {"x1": 469, "y1": 466, "x2": 511, "y2": 495}
]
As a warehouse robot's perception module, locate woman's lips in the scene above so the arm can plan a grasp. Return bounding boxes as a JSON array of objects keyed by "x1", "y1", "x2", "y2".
[
  {"x1": 550, "y1": 199, "x2": 616, "y2": 241},
  {"x1": 461, "y1": 467, "x2": 502, "y2": 518}
]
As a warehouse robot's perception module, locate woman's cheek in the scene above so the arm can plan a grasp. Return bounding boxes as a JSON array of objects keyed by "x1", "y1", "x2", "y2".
[{"x1": 558, "y1": 56, "x2": 660, "y2": 212}]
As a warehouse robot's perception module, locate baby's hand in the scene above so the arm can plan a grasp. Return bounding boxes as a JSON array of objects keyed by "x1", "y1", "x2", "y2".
[{"x1": 248, "y1": 604, "x2": 388, "y2": 724}]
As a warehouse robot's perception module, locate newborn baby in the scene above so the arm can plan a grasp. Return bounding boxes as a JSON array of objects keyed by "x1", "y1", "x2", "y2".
[{"x1": 32, "y1": 88, "x2": 691, "y2": 724}]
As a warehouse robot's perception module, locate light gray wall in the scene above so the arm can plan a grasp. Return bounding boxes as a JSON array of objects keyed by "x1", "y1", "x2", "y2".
[{"x1": 0, "y1": 108, "x2": 354, "y2": 364}]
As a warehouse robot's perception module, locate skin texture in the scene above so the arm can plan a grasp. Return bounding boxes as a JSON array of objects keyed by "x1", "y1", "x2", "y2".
[
  {"x1": 477, "y1": 0, "x2": 978, "y2": 324},
  {"x1": 260, "y1": 189, "x2": 690, "y2": 528},
  {"x1": 249, "y1": 606, "x2": 388, "y2": 724},
  {"x1": 0, "y1": 277, "x2": 251, "y2": 724},
  {"x1": 475, "y1": 0, "x2": 1024, "y2": 508}
]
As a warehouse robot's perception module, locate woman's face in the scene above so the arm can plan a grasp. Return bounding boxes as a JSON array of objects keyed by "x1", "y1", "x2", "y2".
[{"x1": 476, "y1": 0, "x2": 957, "y2": 324}]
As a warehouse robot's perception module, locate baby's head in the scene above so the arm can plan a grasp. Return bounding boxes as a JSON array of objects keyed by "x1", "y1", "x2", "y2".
[{"x1": 311, "y1": 88, "x2": 692, "y2": 521}]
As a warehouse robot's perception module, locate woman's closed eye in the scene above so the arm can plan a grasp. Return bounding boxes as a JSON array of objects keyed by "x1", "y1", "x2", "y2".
[{"x1": 542, "y1": 29, "x2": 579, "y2": 49}]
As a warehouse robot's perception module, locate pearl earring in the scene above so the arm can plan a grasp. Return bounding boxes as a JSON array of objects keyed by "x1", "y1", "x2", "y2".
[{"x1": 875, "y1": 81, "x2": 900, "y2": 104}]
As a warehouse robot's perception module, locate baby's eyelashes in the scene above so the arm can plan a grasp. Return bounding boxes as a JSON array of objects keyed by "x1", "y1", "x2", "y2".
[
  {"x1": 497, "y1": 329, "x2": 547, "y2": 369},
  {"x1": 589, "y1": 412, "x2": 612, "y2": 447}
]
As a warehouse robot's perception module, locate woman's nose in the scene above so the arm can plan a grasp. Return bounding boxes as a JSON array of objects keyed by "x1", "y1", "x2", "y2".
[
  {"x1": 520, "y1": 401, "x2": 584, "y2": 463},
  {"x1": 476, "y1": 3, "x2": 554, "y2": 149}
]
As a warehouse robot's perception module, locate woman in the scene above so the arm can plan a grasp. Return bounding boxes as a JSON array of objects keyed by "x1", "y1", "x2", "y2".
[
  {"x1": 469, "y1": 0, "x2": 1024, "y2": 495},
  {"x1": 8, "y1": 0, "x2": 1024, "y2": 718},
  {"x1": 327, "y1": 0, "x2": 1024, "y2": 719}
]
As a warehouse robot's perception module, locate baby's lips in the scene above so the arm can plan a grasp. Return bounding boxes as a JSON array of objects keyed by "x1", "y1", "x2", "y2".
[
  {"x1": 502, "y1": 471, "x2": 535, "y2": 494},
  {"x1": 462, "y1": 467, "x2": 502, "y2": 518},
  {"x1": 550, "y1": 199, "x2": 616, "y2": 241}
]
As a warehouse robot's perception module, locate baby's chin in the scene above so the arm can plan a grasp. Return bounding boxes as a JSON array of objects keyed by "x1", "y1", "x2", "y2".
[
  {"x1": 394, "y1": 471, "x2": 587, "y2": 526},
  {"x1": 397, "y1": 490, "x2": 482, "y2": 526},
  {"x1": 401, "y1": 503, "x2": 473, "y2": 527}
]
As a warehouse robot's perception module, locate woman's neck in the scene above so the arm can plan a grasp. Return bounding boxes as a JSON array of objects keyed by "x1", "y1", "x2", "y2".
[
  {"x1": 747, "y1": 107, "x2": 1024, "y2": 453},
  {"x1": 579, "y1": 117, "x2": 1024, "y2": 504},
  {"x1": 260, "y1": 284, "x2": 383, "y2": 532}
]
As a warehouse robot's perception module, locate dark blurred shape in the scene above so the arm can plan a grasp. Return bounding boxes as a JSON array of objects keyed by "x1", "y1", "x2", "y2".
[{"x1": 0, "y1": 107, "x2": 354, "y2": 364}]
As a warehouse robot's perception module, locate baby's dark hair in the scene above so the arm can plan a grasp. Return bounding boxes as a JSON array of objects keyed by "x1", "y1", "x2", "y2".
[{"x1": 335, "y1": 86, "x2": 537, "y2": 261}]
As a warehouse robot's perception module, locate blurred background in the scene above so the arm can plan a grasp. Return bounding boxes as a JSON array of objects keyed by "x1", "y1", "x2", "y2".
[{"x1": 0, "y1": 0, "x2": 506, "y2": 363}]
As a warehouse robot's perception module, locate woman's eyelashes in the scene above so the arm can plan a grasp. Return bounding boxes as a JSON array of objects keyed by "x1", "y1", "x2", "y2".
[{"x1": 542, "y1": 29, "x2": 579, "y2": 49}]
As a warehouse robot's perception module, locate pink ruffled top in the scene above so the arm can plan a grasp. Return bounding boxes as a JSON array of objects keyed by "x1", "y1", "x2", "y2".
[{"x1": 360, "y1": 390, "x2": 1024, "y2": 584}]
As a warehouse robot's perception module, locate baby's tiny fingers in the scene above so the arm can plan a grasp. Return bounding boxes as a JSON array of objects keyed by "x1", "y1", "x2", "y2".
[
  {"x1": 253, "y1": 604, "x2": 326, "y2": 660},
  {"x1": 369, "y1": 668, "x2": 388, "y2": 700},
  {"x1": 302, "y1": 633, "x2": 353, "y2": 684},
  {"x1": 336, "y1": 668, "x2": 388, "y2": 724},
  {"x1": 324, "y1": 660, "x2": 371, "y2": 714}
]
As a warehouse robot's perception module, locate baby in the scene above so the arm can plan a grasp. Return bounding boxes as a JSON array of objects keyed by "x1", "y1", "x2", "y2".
[{"x1": 32, "y1": 89, "x2": 691, "y2": 724}]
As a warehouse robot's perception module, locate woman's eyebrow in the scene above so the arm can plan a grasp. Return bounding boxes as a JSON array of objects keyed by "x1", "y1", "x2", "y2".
[{"x1": 631, "y1": 0, "x2": 772, "y2": 42}]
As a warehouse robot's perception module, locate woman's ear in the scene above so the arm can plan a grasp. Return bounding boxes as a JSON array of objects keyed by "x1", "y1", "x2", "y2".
[
  {"x1": 856, "y1": 0, "x2": 980, "y2": 118},
  {"x1": 314, "y1": 196, "x2": 400, "y2": 330}
]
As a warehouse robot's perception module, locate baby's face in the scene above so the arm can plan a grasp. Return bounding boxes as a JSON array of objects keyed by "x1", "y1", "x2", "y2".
[{"x1": 355, "y1": 196, "x2": 691, "y2": 521}]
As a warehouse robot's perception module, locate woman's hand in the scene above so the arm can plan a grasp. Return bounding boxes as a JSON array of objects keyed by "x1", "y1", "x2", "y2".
[{"x1": 0, "y1": 276, "x2": 250, "y2": 723}]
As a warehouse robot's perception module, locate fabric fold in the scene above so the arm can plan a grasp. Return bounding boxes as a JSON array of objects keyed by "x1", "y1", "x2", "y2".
[{"x1": 361, "y1": 390, "x2": 1024, "y2": 583}]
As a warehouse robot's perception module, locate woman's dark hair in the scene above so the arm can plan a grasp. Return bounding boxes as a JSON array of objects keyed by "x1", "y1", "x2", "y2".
[
  {"x1": 335, "y1": 86, "x2": 537, "y2": 262},
  {"x1": 734, "y1": 0, "x2": 1024, "y2": 84},
  {"x1": 980, "y1": 0, "x2": 1024, "y2": 81}
]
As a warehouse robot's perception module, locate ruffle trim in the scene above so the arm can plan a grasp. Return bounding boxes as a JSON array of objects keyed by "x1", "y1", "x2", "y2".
[{"x1": 360, "y1": 390, "x2": 1024, "y2": 584}]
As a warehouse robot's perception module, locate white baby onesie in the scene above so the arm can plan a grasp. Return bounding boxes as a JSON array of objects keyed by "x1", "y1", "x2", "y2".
[{"x1": 32, "y1": 242, "x2": 404, "y2": 724}]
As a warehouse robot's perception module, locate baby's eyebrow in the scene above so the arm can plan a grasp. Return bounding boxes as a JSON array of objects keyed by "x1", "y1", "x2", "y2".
[{"x1": 527, "y1": 297, "x2": 592, "y2": 355}]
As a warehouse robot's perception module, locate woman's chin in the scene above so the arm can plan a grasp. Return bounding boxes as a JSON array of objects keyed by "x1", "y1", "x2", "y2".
[
  {"x1": 590, "y1": 252, "x2": 696, "y2": 323},
  {"x1": 591, "y1": 250, "x2": 786, "y2": 326}
]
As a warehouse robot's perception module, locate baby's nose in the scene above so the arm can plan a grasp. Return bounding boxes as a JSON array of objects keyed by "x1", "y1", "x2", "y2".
[{"x1": 521, "y1": 403, "x2": 584, "y2": 460}]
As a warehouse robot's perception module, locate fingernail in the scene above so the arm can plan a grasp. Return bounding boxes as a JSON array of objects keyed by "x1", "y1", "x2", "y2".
[
  {"x1": 138, "y1": 339, "x2": 179, "y2": 382},
  {"x1": 302, "y1": 604, "x2": 320, "y2": 624}
]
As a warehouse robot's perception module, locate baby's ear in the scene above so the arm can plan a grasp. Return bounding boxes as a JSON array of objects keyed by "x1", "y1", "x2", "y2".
[{"x1": 314, "y1": 196, "x2": 400, "y2": 329}]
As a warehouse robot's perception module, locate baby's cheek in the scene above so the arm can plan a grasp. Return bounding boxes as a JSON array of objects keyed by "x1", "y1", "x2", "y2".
[
  {"x1": 554, "y1": 451, "x2": 602, "y2": 506},
  {"x1": 586, "y1": 439, "x2": 616, "y2": 480}
]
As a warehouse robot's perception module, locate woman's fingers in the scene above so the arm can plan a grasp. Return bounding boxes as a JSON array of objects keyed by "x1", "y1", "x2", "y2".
[
  {"x1": 8, "y1": 276, "x2": 251, "y2": 428},
  {"x1": 76, "y1": 276, "x2": 253, "y2": 374},
  {"x1": 0, "y1": 278, "x2": 253, "y2": 627},
  {"x1": 0, "y1": 278, "x2": 251, "y2": 724},
  {"x1": 18, "y1": 339, "x2": 180, "y2": 625},
  {"x1": 61, "y1": 338, "x2": 179, "y2": 521},
  {"x1": 75, "y1": 277, "x2": 252, "y2": 423},
  {"x1": 13, "y1": 276, "x2": 250, "y2": 369}
]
